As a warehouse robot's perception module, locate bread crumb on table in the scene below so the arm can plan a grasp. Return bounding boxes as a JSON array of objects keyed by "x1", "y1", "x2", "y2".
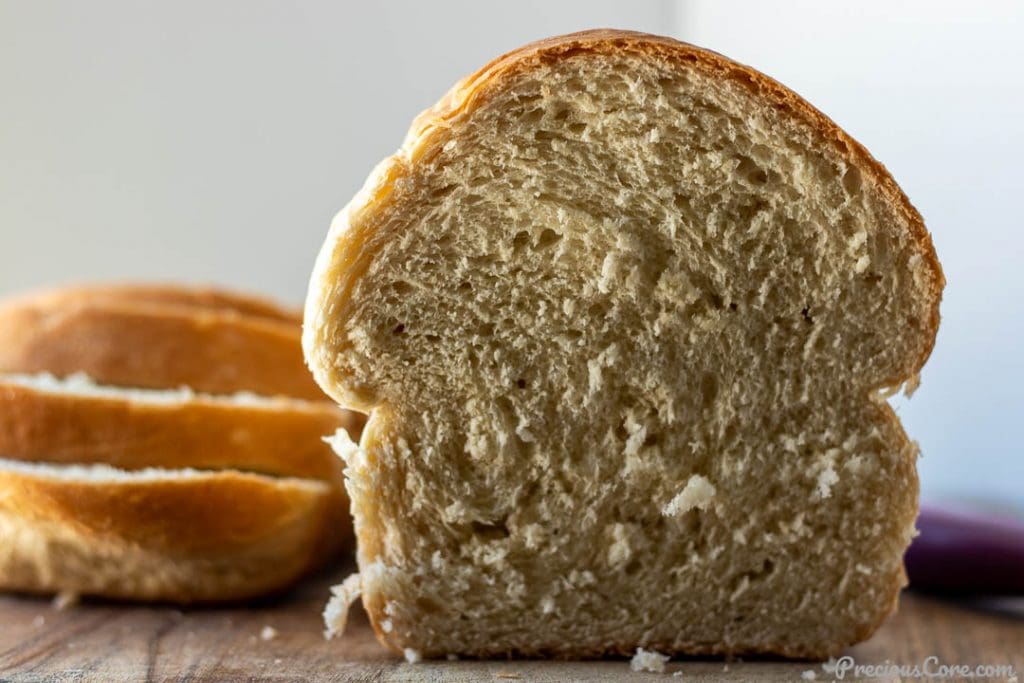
[
  {"x1": 260, "y1": 625, "x2": 278, "y2": 641},
  {"x1": 630, "y1": 647, "x2": 670, "y2": 673},
  {"x1": 403, "y1": 648, "x2": 422, "y2": 664},
  {"x1": 802, "y1": 670, "x2": 817, "y2": 680},
  {"x1": 52, "y1": 591, "x2": 79, "y2": 610}
]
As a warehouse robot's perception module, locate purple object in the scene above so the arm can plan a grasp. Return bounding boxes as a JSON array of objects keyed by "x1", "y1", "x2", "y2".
[{"x1": 905, "y1": 504, "x2": 1024, "y2": 594}]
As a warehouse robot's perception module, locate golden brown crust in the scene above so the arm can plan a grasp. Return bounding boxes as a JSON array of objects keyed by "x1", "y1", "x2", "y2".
[
  {"x1": 0, "y1": 380, "x2": 362, "y2": 481},
  {"x1": 307, "y1": 30, "x2": 944, "y2": 658},
  {"x1": 0, "y1": 466, "x2": 335, "y2": 602},
  {"x1": 0, "y1": 295, "x2": 325, "y2": 400},
  {"x1": 0, "y1": 282, "x2": 301, "y2": 323}
]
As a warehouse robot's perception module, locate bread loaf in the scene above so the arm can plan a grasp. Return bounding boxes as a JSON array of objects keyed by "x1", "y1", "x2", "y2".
[
  {"x1": 305, "y1": 30, "x2": 943, "y2": 658},
  {"x1": 0, "y1": 283, "x2": 365, "y2": 601}
]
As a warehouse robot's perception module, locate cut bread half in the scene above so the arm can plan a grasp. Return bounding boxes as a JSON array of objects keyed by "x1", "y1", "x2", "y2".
[
  {"x1": 0, "y1": 284, "x2": 324, "y2": 400},
  {"x1": 0, "y1": 459, "x2": 334, "y2": 602},
  {"x1": 0, "y1": 372, "x2": 363, "y2": 481},
  {"x1": 305, "y1": 31, "x2": 944, "y2": 658}
]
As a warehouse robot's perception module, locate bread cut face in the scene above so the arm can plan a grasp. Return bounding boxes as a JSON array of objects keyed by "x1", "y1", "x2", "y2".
[
  {"x1": 0, "y1": 459, "x2": 333, "y2": 602},
  {"x1": 304, "y1": 31, "x2": 943, "y2": 658}
]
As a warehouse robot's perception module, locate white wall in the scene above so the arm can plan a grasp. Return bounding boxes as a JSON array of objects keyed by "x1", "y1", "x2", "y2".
[
  {"x1": 2, "y1": 1, "x2": 1020, "y2": 508},
  {"x1": 0, "y1": 0, "x2": 670, "y2": 301},
  {"x1": 675, "y1": 0, "x2": 1024, "y2": 509}
]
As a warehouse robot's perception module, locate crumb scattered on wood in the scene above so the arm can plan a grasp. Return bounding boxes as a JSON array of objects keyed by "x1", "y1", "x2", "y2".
[
  {"x1": 630, "y1": 647, "x2": 669, "y2": 673},
  {"x1": 260, "y1": 625, "x2": 278, "y2": 641},
  {"x1": 52, "y1": 591, "x2": 79, "y2": 610}
]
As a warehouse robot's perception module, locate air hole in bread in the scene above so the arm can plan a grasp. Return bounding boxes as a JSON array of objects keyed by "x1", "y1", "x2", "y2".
[
  {"x1": 536, "y1": 229, "x2": 562, "y2": 250},
  {"x1": 842, "y1": 166, "x2": 863, "y2": 196},
  {"x1": 430, "y1": 184, "x2": 457, "y2": 199},
  {"x1": 736, "y1": 155, "x2": 769, "y2": 186},
  {"x1": 471, "y1": 517, "x2": 511, "y2": 540},
  {"x1": 700, "y1": 374, "x2": 719, "y2": 408},
  {"x1": 519, "y1": 108, "x2": 543, "y2": 125}
]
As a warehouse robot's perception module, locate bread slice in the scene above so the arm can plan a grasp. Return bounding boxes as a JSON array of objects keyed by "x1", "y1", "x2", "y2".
[
  {"x1": 0, "y1": 284, "x2": 324, "y2": 399},
  {"x1": 0, "y1": 282, "x2": 303, "y2": 323},
  {"x1": 0, "y1": 372, "x2": 362, "y2": 480},
  {"x1": 0, "y1": 459, "x2": 333, "y2": 602},
  {"x1": 304, "y1": 30, "x2": 944, "y2": 658}
]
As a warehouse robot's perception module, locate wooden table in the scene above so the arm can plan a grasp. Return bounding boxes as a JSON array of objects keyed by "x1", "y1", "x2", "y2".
[{"x1": 1, "y1": 560, "x2": 1020, "y2": 682}]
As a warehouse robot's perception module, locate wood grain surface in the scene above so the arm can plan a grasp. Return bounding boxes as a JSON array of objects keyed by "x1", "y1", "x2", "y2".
[{"x1": 1, "y1": 559, "x2": 1020, "y2": 682}]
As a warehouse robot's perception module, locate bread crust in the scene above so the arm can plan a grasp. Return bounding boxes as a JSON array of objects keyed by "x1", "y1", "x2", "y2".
[
  {"x1": 0, "y1": 282, "x2": 302, "y2": 323},
  {"x1": 0, "y1": 464, "x2": 334, "y2": 602},
  {"x1": 305, "y1": 30, "x2": 944, "y2": 658},
  {"x1": 0, "y1": 286, "x2": 325, "y2": 400}
]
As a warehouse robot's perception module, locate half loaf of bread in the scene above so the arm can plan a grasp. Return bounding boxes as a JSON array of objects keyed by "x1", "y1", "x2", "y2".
[{"x1": 305, "y1": 30, "x2": 943, "y2": 658}]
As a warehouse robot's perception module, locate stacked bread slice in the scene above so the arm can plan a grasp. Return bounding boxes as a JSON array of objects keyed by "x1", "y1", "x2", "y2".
[{"x1": 0, "y1": 284, "x2": 364, "y2": 602}]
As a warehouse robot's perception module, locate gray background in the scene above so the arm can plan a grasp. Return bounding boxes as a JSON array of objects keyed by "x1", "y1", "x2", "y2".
[{"x1": 2, "y1": 1, "x2": 1021, "y2": 509}]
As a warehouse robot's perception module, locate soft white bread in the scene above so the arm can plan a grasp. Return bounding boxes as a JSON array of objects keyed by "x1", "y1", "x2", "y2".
[
  {"x1": 0, "y1": 373, "x2": 360, "y2": 481},
  {"x1": 0, "y1": 459, "x2": 334, "y2": 602},
  {"x1": 0, "y1": 283, "x2": 325, "y2": 400},
  {"x1": 305, "y1": 31, "x2": 944, "y2": 658}
]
